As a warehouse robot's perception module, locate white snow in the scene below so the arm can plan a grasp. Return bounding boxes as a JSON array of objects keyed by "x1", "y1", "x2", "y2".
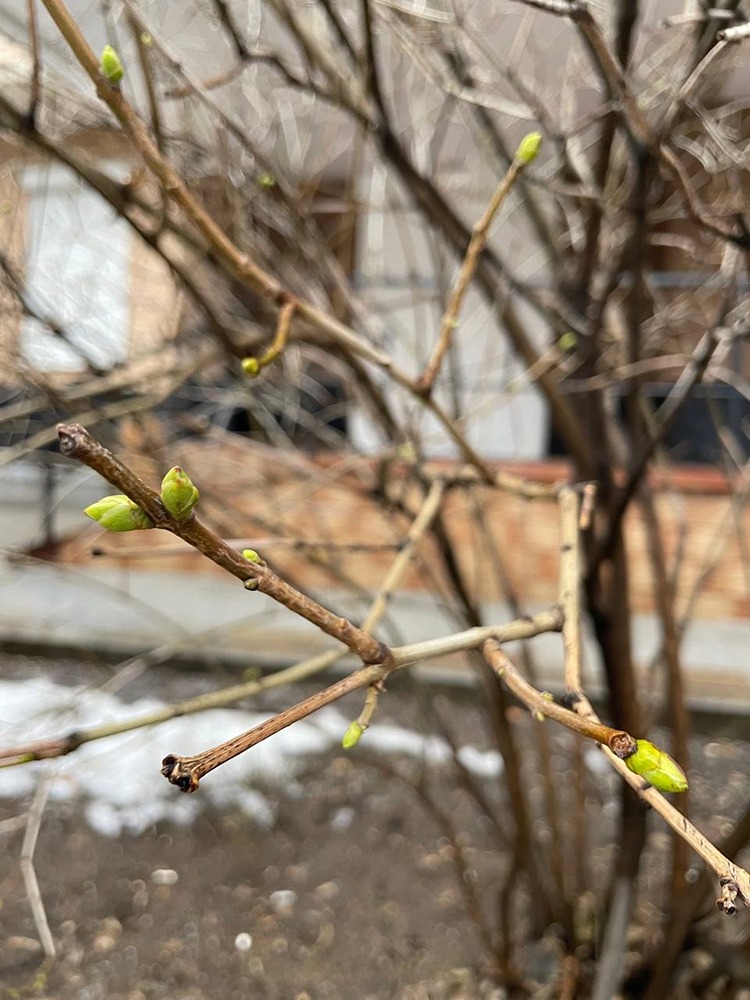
[{"x1": 0, "y1": 675, "x2": 506, "y2": 837}]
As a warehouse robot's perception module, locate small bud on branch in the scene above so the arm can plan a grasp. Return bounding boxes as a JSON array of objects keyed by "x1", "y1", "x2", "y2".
[
  {"x1": 160, "y1": 467, "x2": 200, "y2": 521},
  {"x1": 514, "y1": 131, "x2": 542, "y2": 165},
  {"x1": 84, "y1": 495, "x2": 153, "y2": 532},
  {"x1": 101, "y1": 44, "x2": 124, "y2": 84},
  {"x1": 624, "y1": 739, "x2": 689, "y2": 793},
  {"x1": 342, "y1": 721, "x2": 365, "y2": 749}
]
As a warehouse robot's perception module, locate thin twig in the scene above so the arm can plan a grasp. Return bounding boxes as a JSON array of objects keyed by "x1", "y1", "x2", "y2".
[
  {"x1": 159, "y1": 606, "x2": 562, "y2": 790},
  {"x1": 161, "y1": 663, "x2": 384, "y2": 791},
  {"x1": 21, "y1": 780, "x2": 55, "y2": 959},
  {"x1": 482, "y1": 641, "x2": 635, "y2": 755},
  {"x1": 243, "y1": 302, "x2": 296, "y2": 375},
  {"x1": 26, "y1": 0, "x2": 41, "y2": 126},
  {"x1": 0, "y1": 599, "x2": 561, "y2": 772},
  {"x1": 417, "y1": 155, "x2": 530, "y2": 397},
  {"x1": 558, "y1": 485, "x2": 583, "y2": 694},
  {"x1": 353, "y1": 477, "x2": 446, "y2": 730},
  {"x1": 573, "y1": 692, "x2": 750, "y2": 913}
]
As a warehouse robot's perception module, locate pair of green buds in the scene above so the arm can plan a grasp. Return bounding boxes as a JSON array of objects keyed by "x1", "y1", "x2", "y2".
[{"x1": 84, "y1": 467, "x2": 199, "y2": 532}]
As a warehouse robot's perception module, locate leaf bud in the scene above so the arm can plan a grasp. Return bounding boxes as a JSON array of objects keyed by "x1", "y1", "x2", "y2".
[
  {"x1": 558, "y1": 331, "x2": 577, "y2": 353},
  {"x1": 242, "y1": 549, "x2": 266, "y2": 566},
  {"x1": 342, "y1": 721, "x2": 365, "y2": 749},
  {"x1": 515, "y1": 131, "x2": 542, "y2": 165},
  {"x1": 101, "y1": 44, "x2": 124, "y2": 85},
  {"x1": 84, "y1": 494, "x2": 153, "y2": 532},
  {"x1": 160, "y1": 467, "x2": 199, "y2": 520},
  {"x1": 624, "y1": 739, "x2": 688, "y2": 793}
]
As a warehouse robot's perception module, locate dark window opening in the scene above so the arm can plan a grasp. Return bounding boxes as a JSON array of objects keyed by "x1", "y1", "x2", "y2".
[{"x1": 548, "y1": 383, "x2": 750, "y2": 466}]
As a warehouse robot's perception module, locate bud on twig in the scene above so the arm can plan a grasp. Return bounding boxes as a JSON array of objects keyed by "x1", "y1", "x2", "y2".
[
  {"x1": 514, "y1": 131, "x2": 542, "y2": 165},
  {"x1": 342, "y1": 721, "x2": 365, "y2": 749},
  {"x1": 241, "y1": 357, "x2": 260, "y2": 377},
  {"x1": 101, "y1": 45, "x2": 124, "y2": 85},
  {"x1": 241, "y1": 549, "x2": 266, "y2": 565},
  {"x1": 624, "y1": 739, "x2": 688, "y2": 793},
  {"x1": 160, "y1": 467, "x2": 199, "y2": 521},
  {"x1": 84, "y1": 495, "x2": 153, "y2": 532},
  {"x1": 242, "y1": 549, "x2": 266, "y2": 591}
]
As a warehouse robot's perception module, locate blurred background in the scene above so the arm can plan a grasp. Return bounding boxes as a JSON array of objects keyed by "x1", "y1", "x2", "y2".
[{"x1": 1, "y1": 1, "x2": 750, "y2": 997}]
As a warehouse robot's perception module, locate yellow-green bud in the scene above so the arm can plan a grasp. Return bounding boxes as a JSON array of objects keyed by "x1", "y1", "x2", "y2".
[
  {"x1": 624, "y1": 739, "x2": 688, "y2": 793},
  {"x1": 342, "y1": 721, "x2": 365, "y2": 749},
  {"x1": 258, "y1": 172, "x2": 276, "y2": 188},
  {"x1": 84, "y1": 494, "x2": 153, "y2": 532},
  {"x1": 241, "y1": 357, "x2": 260, "y2": 377},
  {"x1": 515, "y1": 131, "x2": 542, "y2": 165},
  {"x1": 558, "y1": 331, "x2": 577, "y2": 353},
  {"x1": 242, "y1": 549, "x2": 266, "y2": 565},
  {"x1": 160, "y1": 467, "x2": 199, "y2": 521},
  {"x1": 101, "y1": 45, "x2": 124, "y2": 85},
  {"x1": 242, "y1": 549, "x2": 265, "y2": 591}
]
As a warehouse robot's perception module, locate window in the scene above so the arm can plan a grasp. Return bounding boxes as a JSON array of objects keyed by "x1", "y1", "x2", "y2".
[{"x1": 20, "y1": 164, "x2": 130, "y2": 372}]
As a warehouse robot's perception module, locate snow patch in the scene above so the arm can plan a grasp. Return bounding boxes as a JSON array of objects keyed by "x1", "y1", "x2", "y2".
[{"x1": 0, "y1": 676, "x2": 498, "y2": 837}]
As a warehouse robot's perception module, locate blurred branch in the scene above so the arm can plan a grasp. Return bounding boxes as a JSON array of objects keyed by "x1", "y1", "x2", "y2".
[
  {"x1": 20, "y1": 780, "x2": 55, "y2": 960},
  {"x1": 26, "y1": 0, "x2": 41, "y2": 126},
  {"x1": 417, "y1": 146, "x2": 535, "y2": 397}
]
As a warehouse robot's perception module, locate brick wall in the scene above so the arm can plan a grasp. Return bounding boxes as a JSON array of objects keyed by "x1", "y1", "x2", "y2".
[{"x1": 57, "y1": 437, "x2": 750, "y2": 625}]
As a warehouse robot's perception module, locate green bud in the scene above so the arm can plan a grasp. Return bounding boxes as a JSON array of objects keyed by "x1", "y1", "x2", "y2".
[
  {"x1": 101, "y1": 44, "x2": 124, "y2": 85},
  {"x1": 241, "y1": 357, "x2": 260, "y2": 377},
  {"x1": 342, "y1": 721, "x2": 364, "y2": 749},
  {"x1": 84, "y1": 494, "x2": 153, "y2": 532},
  {"x1": 242, "y1": 549, "x2": 265, "y2": 591},
  {"x1": 258, "y1": 172, "x2": 276, "y2": 188},
  {"x1": 624, "y1": 739, "x2": 688, "y2": 793},
  {"x1": 242, "y1": 549, "x2": 266, "y2": 565},
  {"x1": 558, "y1": 331, "x2": 577, "y2": 353},
  {"x1": 160, "y1": 467, "x2": 199, "y2": 521},
  {"x1": 515, "y1": 131, "x2": 542, "y2": 165}
]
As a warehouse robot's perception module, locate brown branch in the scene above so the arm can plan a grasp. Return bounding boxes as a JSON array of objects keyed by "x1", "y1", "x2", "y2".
[
  {"x1": 162, "y1": 663, "x2": 384, "y2": 791},
  {"x1": 592, "y1": 329, "x2": 719, "y2": 568},
  {"x1": 567, "y1": 683, "x2": 750, "y2": 915},
  {"x1": 21, "y1": 780, "x2": 55, "y2": 959},
  {"x1": 161, "y1": 605, "x2": 562, "y2": 792},
  {"x1": 56, "y1": 423, "x2": 390, "y2": 665},
  {"x1": 417, "y1": 153, "x2": 531, "y2": 397},
  {"x1": 242, "y1": 302, "x2": 295, "y2": 375},
  {"x1": 482, "y1": 641, "x2": 636, "y2": 754},
  {"x1": 361, "y1": 0, "x2": 387, "y2": 121},
  {"x1": 558, "y1": 484, "x2": 583, "y2": 694},
  {"x1": 26, "y1": 0, "x2": 42, "y2": 126},
  {"x1": 0, "y1": 607, "x2": 562, "y2": 769}
]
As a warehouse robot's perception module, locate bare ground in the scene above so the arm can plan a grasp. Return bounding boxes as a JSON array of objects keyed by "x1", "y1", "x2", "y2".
[{"x1": 1, "y1": 655, "x2": 749, "y2": 1000}]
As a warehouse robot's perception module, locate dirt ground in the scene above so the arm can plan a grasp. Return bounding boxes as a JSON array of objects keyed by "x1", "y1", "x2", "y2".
[{"x1": 1, "y1": 655, "x2": 749, "y2": 1000}]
